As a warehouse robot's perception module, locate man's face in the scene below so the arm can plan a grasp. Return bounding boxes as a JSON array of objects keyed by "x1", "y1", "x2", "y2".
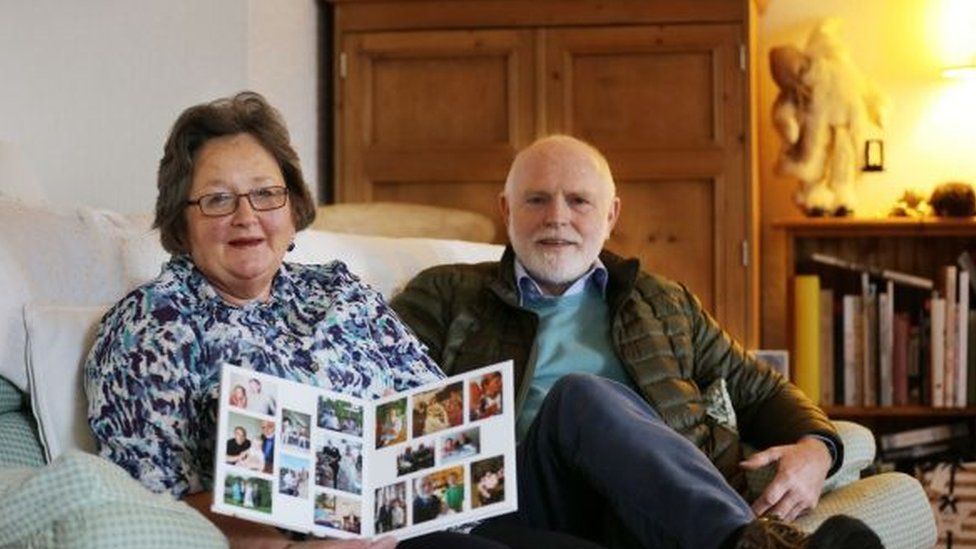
[
  {"x1": 500, "y1": 139, "x2": 619, "y2": 295},
  {"x1": 485, "y1": 374, "x2": 501, "y2": 396}
]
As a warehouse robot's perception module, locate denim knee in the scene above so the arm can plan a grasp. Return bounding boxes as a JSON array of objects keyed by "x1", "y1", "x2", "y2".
[{"x1": 547, "y1": 372, "x2": 607, "y2": 401}]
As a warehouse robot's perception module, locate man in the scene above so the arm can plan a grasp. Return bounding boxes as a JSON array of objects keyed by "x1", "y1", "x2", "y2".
[
  {"x1": 444, "y1": 472, "x2": 465, "y2": 513},
  {"x1": 246, "y1": 378, "x2": 276, "y2": 416},
  {"x1": 259, "y1": 420, "x2": 275, "y2": 474},
  {"x1": 392, "y1": 135, "x2": 881, "y2": 549},
  {"x1": 413, "y1": 478, "x2": 443, "y2": 524}
]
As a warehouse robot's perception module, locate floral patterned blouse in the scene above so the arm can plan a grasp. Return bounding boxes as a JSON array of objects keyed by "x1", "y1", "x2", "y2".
[{"x1": 85, "y1": 255, "x2": 443, "y2": 498}]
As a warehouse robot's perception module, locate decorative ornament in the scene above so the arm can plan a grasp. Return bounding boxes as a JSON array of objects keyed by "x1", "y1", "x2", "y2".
[
  {"x1": 888, "y1": 189, "x2": 930, "y2": 218},
  {"x1": 769, "y1": 19, "x2": 888, "y2": 217},
  {"x1": 929, "y1": 182, "x2": 976, "y2": 217}
]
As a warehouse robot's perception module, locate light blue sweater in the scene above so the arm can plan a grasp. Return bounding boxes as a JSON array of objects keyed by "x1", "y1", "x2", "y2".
[{"x1": 517, "y1": 284, "x2": 635, "y2": 439}]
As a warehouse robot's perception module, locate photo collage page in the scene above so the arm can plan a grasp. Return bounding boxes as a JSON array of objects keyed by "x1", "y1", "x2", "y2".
[
  {"x1": 214, "y1": 366, "x2": 368, "y2": 538},
  {"x1": 369, "y1": 363, "x2": 515, "y2": 538},
  {"x1": 212, "y1": 361, "x2": 516, "y2": 540}
]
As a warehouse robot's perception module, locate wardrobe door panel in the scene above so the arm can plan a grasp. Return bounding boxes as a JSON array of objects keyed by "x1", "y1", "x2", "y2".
[
  {"x1": 339, "y1": 28, "x2": 535, "y2": 239},
  {"x1": 546, "y1": 24, "x2": 750, "y2": 341}
]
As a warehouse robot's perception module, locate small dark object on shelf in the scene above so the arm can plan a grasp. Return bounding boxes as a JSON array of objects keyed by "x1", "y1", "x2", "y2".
[{"x1": 929, "y1": 181, "x2": 976, "y2": 217}]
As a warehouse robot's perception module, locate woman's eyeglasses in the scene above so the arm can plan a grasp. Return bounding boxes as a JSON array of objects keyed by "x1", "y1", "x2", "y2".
[{"x1": 186, "y1": 186, "x2": 289, "y2": 217}]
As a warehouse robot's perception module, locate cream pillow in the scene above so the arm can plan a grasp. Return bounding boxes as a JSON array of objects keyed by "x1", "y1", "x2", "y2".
[
  {"x1": 288, "y1": 229, "x2": 503, "y2": 298},
  {"x1": 24, "y1": 303, "x2": 109, "y2": 462}
]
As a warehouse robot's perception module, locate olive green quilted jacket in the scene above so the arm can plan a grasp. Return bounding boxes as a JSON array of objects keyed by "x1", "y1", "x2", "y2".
[{"x1": 391, "y1": 247, "x2": 841, "y2": 490}]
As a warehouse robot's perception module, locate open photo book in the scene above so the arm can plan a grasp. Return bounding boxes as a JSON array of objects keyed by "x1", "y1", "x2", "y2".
[{"x1": 212, "y1": 360, "x2": 517, "y2": 540}]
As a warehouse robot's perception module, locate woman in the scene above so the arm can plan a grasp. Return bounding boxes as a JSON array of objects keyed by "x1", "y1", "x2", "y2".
[
  {"x1": 229, "y1": 384, "x2": 248, "y2": 408},
  {"x1": 85, "y1": 92, "x2": 596, "y2": 549},
  {"x1": 378, "y1": 406, "x2": 403, "y2": 447},
  {"x1": 243, "y1": 480, "x2": 256, "y2": 509},
  {"x1": 226, "y1": 427, "x2": 252, "y2": 466}
]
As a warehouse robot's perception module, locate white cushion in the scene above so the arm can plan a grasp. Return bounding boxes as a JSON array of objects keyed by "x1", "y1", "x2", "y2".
[
  {"x1": 24, "y1": 303, "x2": 108, "y2": 462},
  {"x1": 0, "y1": 198, "x2": 138, "y2": 391},
  {"x1": 120, "y1": 226, "x2": 169, "y2": 290},
  {"x1": 122, "y1": 227, "x2": 504, "y2": 300},
  {"x1": 288, "y1": 229, "x2": 504, "y2": 298}
]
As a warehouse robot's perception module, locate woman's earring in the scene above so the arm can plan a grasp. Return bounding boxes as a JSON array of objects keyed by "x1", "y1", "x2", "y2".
[{"x1": 287, "y1": 242, "x2": 295, "y2": 252}]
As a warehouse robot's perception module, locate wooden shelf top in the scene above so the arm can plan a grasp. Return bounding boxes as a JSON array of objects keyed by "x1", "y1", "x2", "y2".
[
  {"x1": 773, "y1": 216, "x2": 976, "y2": 237},
  {"x1": 823, "y1": 405, "x2": 976, "y2": 418}
]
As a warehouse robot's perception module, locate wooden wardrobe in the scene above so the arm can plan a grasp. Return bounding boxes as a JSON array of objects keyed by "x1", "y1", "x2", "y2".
[{"x1": 327, "y1": 0, "x2": 760, "y2": 347}]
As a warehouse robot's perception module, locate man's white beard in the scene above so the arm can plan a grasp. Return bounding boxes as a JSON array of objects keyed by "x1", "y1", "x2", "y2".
[{"x1": 516, "y1": 245, "x2": 593, "y2": 290}]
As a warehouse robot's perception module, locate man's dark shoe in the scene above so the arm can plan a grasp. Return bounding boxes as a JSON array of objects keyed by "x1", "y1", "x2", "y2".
[
  {"x1": 731, "y1": 514, "x2": 883, "y2": 549},
  {"x1": 805, "y1": 515, "x2": 884, "y2": 548},
  {"x1": 733, "y1": 516, "x2": 806, "y2": 549}
]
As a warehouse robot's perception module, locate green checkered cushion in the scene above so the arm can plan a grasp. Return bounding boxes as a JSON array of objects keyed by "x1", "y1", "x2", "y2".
[
  {"x1": 0, "y1": 375, "x2": 24, "y2": 414},
  {"x1": 0, "y1": 375, "x2": 45, "y2": 469},
  {"x1": 0, "y1": 451, "x2": 227, "y2": 548},
  {"x1": 0, "y1": 410, "x2": 45, "y2": 468}
]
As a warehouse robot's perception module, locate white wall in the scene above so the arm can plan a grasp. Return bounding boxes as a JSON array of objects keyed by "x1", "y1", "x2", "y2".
[
  {"x1": 247, "y1": 0, "x2": 319, "y2": 203},
  {"x1": 0, "y1": 0, "x2": 318, "y2": 214}
]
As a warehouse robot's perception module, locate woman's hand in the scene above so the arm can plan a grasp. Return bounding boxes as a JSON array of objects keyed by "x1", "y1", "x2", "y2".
[
  {"x1": 289, "y1": 537, "x2": 396, "y2": 549},
  {"x1": 185, "y1": 492, "x2": 396, "y2": 549}
]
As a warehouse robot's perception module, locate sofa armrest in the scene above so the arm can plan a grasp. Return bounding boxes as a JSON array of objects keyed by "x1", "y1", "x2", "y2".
[
  {"x1": 823, "y1": 420, "x2": 876, "y2": 492},
  {"x1": 793, "y1": 472, "x2": 937, "y2": 549}
]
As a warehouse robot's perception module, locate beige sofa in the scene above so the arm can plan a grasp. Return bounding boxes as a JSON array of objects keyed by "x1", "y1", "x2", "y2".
[{"x1": 0, "y1": 198, "x2": 936, "y2": 547}]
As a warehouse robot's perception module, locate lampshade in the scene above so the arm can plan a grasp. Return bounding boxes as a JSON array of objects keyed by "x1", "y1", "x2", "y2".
[
  {"x1": 0, "y1": 140, "x2": 46, "y2": 203},
  {"x1": 943, "y1": 64, "x2": 976, "y2": 79}
]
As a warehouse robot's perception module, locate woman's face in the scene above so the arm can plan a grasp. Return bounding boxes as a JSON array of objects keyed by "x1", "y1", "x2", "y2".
[
  {"x1": 185, "y1": 133, "x2": 296, "y2": 304},
  {"x1": 234, "y1": 427, "x2": 246, "y2": 443}
]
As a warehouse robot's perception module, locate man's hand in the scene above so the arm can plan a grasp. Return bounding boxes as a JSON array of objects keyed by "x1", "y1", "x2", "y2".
[{"x1": 738, "y1": 436, "x2": 832, "y2": 521}]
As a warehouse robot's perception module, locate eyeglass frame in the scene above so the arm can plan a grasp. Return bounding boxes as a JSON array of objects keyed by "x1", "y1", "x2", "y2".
[{"x1": 185, "y1": 185, "x2": 290, "y2": 217}]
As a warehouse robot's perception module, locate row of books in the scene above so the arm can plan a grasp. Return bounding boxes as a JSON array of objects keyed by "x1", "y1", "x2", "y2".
[
  {"x1": 877, "y1": 421, "x2": 973, "y2": 463},
  {"x1": 792, "y1": 252, "x2": 976, "y2": 408}
]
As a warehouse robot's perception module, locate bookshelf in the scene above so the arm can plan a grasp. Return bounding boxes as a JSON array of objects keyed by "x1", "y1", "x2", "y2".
[{"x1": 775, "y1": 217, "x2": 976, "y2": 465}]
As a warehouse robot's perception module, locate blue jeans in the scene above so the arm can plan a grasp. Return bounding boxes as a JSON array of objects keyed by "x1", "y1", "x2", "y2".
[{"x1": 510, "y1": 373, "x2": 755, "y2": 548}]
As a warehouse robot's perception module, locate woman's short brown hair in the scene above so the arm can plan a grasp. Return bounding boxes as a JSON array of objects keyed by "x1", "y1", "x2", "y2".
[{"x1": 154, "y1": 91, "x2": 316, "y2": 254}]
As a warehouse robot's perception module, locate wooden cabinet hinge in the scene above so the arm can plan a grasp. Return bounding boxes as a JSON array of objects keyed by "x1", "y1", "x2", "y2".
[
  {"x1": 339, "y1": 52, "x2": 348, "y2": 79},
  {"x1": 741, "y1": 239, "x2": 750, "y2": 267}
]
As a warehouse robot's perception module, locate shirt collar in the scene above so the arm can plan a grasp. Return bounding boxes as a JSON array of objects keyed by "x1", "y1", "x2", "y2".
[
  {"x1": 514, "y1": 258, "x2": 608, "y2": 305},
  {"x1": 171, "y1": 254, "x2": 292, "y2": 311}
]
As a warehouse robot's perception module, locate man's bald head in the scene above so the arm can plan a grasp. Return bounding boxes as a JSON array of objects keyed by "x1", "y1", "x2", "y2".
[
  {"x1": 503, "y1": 135, "x2": 616, "y2": 201},
  {"x1": 499, "y1": 135, "x2": 620, "y2": 295}
]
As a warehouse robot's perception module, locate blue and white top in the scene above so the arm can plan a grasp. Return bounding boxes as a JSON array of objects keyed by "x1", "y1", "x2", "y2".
[{"x1": 85, "y1": 255, "x2": 443, "y2": 497}]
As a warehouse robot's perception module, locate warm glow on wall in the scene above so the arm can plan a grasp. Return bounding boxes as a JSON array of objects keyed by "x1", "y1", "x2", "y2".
[
  {"x1": 914, "y1": 80, "x2": 976, "y2": 149},
  {"x1": 936, "y1": 0, "x2": 976, "y2": 76}
]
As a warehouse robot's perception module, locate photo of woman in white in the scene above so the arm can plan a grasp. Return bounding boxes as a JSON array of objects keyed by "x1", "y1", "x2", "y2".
[{"x1": 225, "y1": 413, "x2": 266, "y2": 472}]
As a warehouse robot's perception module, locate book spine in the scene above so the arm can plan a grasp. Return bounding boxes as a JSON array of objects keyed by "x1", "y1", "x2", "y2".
[
  {"x1": 878, "y1": 282, "x2": 894, "y2": 407},
  {"x1": 843, "y1": 295, "x2": 863, "y2": 406},
  {"x1": 931, "y1": 296, "x2": 946, "y2": 407},
  {"x1": 879, "y1": 422, "x2": 969, "y2": 450},
  {"x1": 794, "y1": 275, "x2": 821, "y2": 403},
  {"x1": 957, "y1": 269, "x2": 969, "y2": 408},
  {"x1": 833, "y1": 291, "x2": 846, "y2": 405},
  {"x1": 944, "y1": 266, "x2": 958, "y2": 407},
  {"x1": 893, "y1": 312, "x2": 910, "y2": 406},
  {"x1": 819, "y1": 288, "x2": 835, "y2": 406},
  {"x1": 862, "y1": 277, "x2": 878, "y2": 407},
  {"x1": 807, "y1": 252, "x2": 935, "y2": 289},
  {"x1": 969, "y1": 309, "x2": 976, "y2": 407}
]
